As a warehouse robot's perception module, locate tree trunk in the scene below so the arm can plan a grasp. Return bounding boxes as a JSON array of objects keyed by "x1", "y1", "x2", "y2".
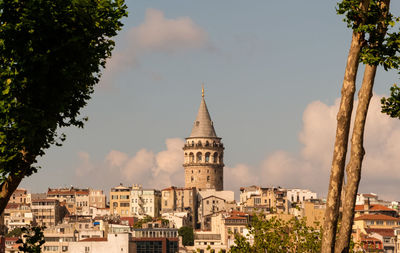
[
  {"x1": 334, "y1": 64, "x2": 376, "y2": 253},
  {"x1": 0, "y1": 172, "x2": 26, "y2": 214},
  {"x1": 334, "y1": 1, "x2": 390, "y2": 251},
  {"x1": 320, "y1": 31, "x2": 364, "y2": 253},
  {"x1": 0, "y1": 150, "x2": 34, "y2": 215}
]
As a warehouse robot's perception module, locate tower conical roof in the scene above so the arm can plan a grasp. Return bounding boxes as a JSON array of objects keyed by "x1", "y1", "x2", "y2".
[{"x1": 190, "y1": 96, "x2": 217, "y2": 138}]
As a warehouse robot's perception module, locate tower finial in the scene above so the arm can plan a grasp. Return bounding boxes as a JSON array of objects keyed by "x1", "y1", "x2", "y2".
[{"x1": 202, "y1": 83, "x2": 204, "y2": 98}]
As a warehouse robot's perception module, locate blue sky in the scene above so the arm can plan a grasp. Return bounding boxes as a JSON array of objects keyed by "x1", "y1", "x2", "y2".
[{"x1": 21, "y1": 1, "x2": 400, "y2": 200}]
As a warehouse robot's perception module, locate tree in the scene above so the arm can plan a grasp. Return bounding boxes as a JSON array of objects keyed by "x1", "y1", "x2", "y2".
[
  {"x1": 0, "y1": 0, "x2": 127, "y2": 214},
  {"x1": 381, "y1": 84, "x2": 400, "y2": 118},
  {"x1": 229, "y1": 215, "x2": 321, "y2": 253},
  {"x1": 322, "y1": 1, "x2": 400, "y2": 252},
  {"x1": 16, "y1": 226, "x2": 45, "y2": 253},
  {"x1": 178, "y1": 226, "x2": 194, "y2": 246},
  {"x1": 322, "y1": 1, "x2": 371, "y2": 250}
]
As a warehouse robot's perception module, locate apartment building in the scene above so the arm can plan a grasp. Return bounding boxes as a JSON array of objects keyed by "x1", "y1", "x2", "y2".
[
  {"x1": 9, "y1": 189, "x2": 28, "y2": 204},
  {"x1": 3, "y1": 203, "x2": 34, "y2": 230},
  {"x1": 110, "y1": 184, "x2": 131, "y2": 217},
  {"x1": 89, "y1": 189, "x2": 106, "y2": 209},
  {"x1": 130, "y1": 184, "x2": 161, "y2": 218},
  {"x1": 240, "y1": 186, "x2": 288, "y2": 214},
  {"x1": 31, "y1": 199, "x2": 63, "y2": 227}
]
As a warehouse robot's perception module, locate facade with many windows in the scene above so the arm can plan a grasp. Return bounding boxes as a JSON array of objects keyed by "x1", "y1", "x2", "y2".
[
  {"x1": 130, "y1": 184, "x2": 161, "y2": 218},
  {"x1": 110, "y1": 184, "x2": 131, "y2": 217}
]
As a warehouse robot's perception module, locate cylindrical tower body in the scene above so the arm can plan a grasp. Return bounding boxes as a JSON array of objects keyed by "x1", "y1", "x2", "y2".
[
  {"x1": 183, "y1": 93, "x2": 224, "y2": 191},
  {"x1": 183, "y1": 137, "x2": 224, "y2": 190}
]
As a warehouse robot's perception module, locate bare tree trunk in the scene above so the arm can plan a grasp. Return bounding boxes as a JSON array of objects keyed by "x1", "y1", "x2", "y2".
[
  {"x1": 334, "y1": 1, "x2": 390, "y2": 252},
  {"x1": 321, "y1": 0, "x2": 372, "y2": 250},
  {"x1": 334, "y1": 64, "x2": 376, "y2": 253},
  {"x1": 320, "y1": 31, "x2": 364, "y2": 253}
]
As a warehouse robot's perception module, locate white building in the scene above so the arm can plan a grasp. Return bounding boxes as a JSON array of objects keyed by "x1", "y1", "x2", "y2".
[
  {"x1": 130, "y1": 184, "x2": 161, "y2": 218},
  {"x1": 286, "y1": 189, "x2": 317, "y2": 204},
  {"x1": 68, "y1": 233, "x2": 130, "y2": 253}
]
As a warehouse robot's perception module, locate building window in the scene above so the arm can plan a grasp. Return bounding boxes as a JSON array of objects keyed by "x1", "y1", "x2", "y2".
[
  {"x1": 205, "y1": 153, "x2": 210, "y2": 162},
  {"x1": 213, "y1": 153, "x2": 218, "y2": 163},
  {"x1": 196, "y1": 152, "x2": 202, "y2": 162},
  {"x1": 207, "y1": 176, "x2": 210, "y2": 182}
]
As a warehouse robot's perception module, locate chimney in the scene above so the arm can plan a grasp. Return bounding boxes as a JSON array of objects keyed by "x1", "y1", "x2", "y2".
[{"x1": 364, "y1": 198, "x2": 370, "y2": 214}]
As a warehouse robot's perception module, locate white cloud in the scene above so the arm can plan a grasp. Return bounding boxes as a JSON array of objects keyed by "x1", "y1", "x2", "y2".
[
  {"x1": 100, "y1": 8, "x2": 208, "y2": 86},
  {"x1": 131, "y1": 9, "x2": 207, "y2": 52},
  {"x1": 75, "y1": 138, "x2": 184, "y2": 190},
  {"x1": 225, "y1": 95, "x2": 400, "y2": 201}
]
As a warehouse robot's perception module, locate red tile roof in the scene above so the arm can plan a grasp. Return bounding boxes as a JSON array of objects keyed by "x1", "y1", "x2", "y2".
[
  {"x1": 355, "y1": 204, "x2": 396, "y2": 212},
  {"x1": 5, "y1": 203, "x2": 20, "y2": 209},
  {"x1": 366, "y1": 228, "x2": 395, "y2": 237},
  {"x1": 354, "y1": 214, "x2": 400, "y2": 221},
  {"x1": 370, "y1": 205, "x2": 396, "y2": 212}
]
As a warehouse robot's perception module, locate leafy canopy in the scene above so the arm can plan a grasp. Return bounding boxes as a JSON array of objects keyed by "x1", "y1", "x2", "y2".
[
  {"x1": 229, "y1": 215, "x2": 321, "y2": 253},
  {"x1": 0, "y1": 0, "x2": 127, "y2": 179},
  {"x1": 178, "y1": 226, "x2": 194, "y2": 246}
]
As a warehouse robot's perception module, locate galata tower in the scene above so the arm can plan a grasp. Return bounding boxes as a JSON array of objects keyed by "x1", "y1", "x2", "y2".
[{"x1": 183, "y1": 87, "x2": 224, "y2": 191}]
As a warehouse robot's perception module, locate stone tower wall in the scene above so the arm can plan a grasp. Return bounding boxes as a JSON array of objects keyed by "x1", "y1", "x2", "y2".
[{"x1": 183, "y1": 137, "x2": 224, "y2": 190}]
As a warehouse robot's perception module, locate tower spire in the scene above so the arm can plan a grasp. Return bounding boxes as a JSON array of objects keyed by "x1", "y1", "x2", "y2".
[{"x1": 202, "y1": 83, "x2": 204, "y2": 98}]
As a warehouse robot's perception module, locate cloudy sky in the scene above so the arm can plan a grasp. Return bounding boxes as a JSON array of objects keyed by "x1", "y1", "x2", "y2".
[{"x1": 21, "y1": 1, "x2": 400, "y2": 201}]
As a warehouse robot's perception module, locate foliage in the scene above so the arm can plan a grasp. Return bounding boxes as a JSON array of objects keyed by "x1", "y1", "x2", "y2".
[
  {"x1": 133, "y1": 215, "x2": 153, "y2": 228},
  {"x1": 381, "y1": 84, "x2": 400, "y2": 118},
  {"x1": 6, "y1": 227, "x2": 23, "y2": 237},
  {"x1": 178, "y1": 226, "x2": 194, "y2": 246},
  {"x1": 0, "y1": 0, "x2": 127, "y2": 179},
  {"x1": 16, "y1": 227, "x2": 45, "y2": 253},
  {"x1": 230, "y1": 215, "x2": 321, "y2": 253}
]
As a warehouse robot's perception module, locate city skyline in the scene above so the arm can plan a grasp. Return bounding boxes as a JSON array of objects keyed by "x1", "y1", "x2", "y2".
[{"x1": 21, "y1": 1, "x2": 400, "y2": 201}]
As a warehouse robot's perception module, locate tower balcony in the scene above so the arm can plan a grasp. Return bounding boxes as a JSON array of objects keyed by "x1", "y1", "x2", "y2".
[
  {"x1": 183, "y1": 162, "x2": 224, "y2": 167},
  {"x1": 183, "y1": 144, "x2": 224, "y2": 151}
]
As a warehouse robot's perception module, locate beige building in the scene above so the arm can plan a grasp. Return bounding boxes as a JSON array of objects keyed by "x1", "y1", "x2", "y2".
[
  {"x1": 9, "y1": 189, "x2": 28, "y2": 204},
  {"x1": 161, "y1": 186, "x2": 197, "y2": 227},
  {"x1": 89, "y1": 189, "x2": 106, "y2": 209},
  {"x1": 110, "y1": 184, "x2": 131, "y2": 217},
  {"x1": 4, "y1": 203, "x2": 34, "y2": 230},
  {"x1": 197, "y1": 189, "x2": 235, "y2": 230},
  {"x1": 47, "y1": 187, "x2": 78, "y2": 215},
  {"x1": 31, "y1": 199, "x2": 63, "y2": 227},
  {"x1": 240, "y1": 186, "x2": 288, "y2": 214},
  {"x1": 183, "y1": 90, "x2": 224, "y2": 191},
  {"x1": 130, "y1": 184, "x2": 161, "y2": 218},
  {"x1": 302, "y1": 199, "x2": 325, "y2": 228},
  {"x1": 161, "y1": 187, "x2": 197, "y2": 212}
]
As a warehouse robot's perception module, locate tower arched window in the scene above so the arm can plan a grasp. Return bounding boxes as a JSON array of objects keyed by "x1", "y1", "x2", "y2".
[
  {"x1": 219, "y1": 154, "x2": 223, "y2": 163},
  {"x1": 207, "y1": 176, "x2": 210, "y2": 182},
  {"x1": 205, "y1": 152, "x2": 210, "y2": 163},
  {"x1": 213, "y1": 152, "x2": 218, "y2": 163},
  {"x1": 189, "y1": 153, "x2": 194, "y2": 163},
  {"x1": 191, "y1": 176, "x2": 194, "y2": 182},
  {"x1": 197, "y1": 141, "x2": 202, "y2": 147},
  {"x1": 213, "y1": 141, "x2": 216, "y2": 147},
  {"x1": 205, "y1": 141, "x2": 209, "y2": 147},
  {"x1": 191, "y1": 141, "x2": 194, "y2": 146},
  {"x1": 196, "y1": 152, "x2": 202, "y2": 162}
]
